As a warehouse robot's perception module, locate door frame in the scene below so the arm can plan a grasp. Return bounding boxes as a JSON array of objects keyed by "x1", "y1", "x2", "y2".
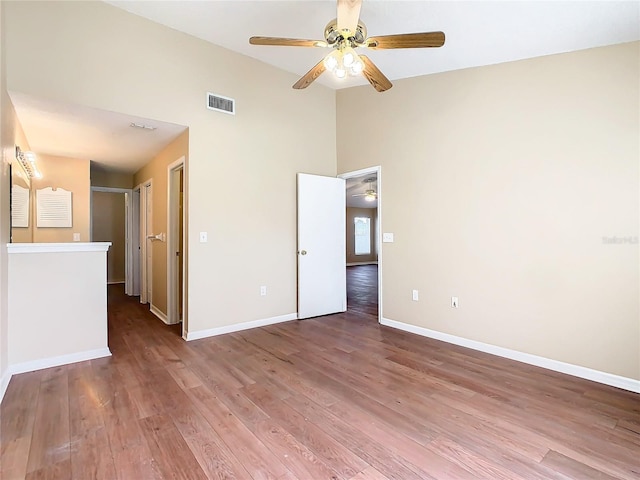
[
  {"x1": 338, "y1": 166, "x2": 382, "y2": 323},
  {"x1": 139, "y1": 179, "x2": 153, "y2": 305},
  {"x1": 167, "y1": 156, "x2": 187, "y2": 336},
  {"x1": 130, "y1": 187, "x2": 141, "y2": 297},
  {"x1": 90, "y1": 186, "x2": 134, "y2": 295}
]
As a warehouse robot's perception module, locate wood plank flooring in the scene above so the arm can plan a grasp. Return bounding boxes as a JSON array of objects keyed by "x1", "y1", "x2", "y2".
[
  {"x1": 346, "y1": 264, "x2": 378, "y2": 317},
  {"x1": 2, "y1": 265, "x2": 639, "y2": 479}
]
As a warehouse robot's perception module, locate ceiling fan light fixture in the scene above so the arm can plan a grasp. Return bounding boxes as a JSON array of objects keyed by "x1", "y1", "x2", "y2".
[
  {"x1": 323, "y1": 50, "x2": 340, "y2": 72},
  {"x1": 365, "y1": 192, "x2": 376, "y2": 201},
  {"x1": 349, "y1": 57, "x2": 364, "y2": 75},
  {"x1": 342, "y1": 47, "x2": 357, "y2": 67},
  {"x1": 324, "y1": 47, "x2": 363, "y2": 79},
  {"x1": 249, "y1": 0, "x2": 443, "y2": 92}
]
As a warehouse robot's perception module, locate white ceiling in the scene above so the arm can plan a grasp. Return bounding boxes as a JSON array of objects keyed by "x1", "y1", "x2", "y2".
[
  {"x1": 107, "y1": 0, "x2": 640, "y2": 90},
  {"x1": 346, "y1": 174, "x2": 378, "y2": 208},
  {"x1": 9, "y1": 92, "x2": 187, "y2": 174}
]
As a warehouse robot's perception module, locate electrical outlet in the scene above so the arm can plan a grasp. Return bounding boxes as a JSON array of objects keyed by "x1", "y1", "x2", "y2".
[
  {"x1": 73, "y1": 233, "x2": 80, "y2": 242},
  {"x1": 412, "y1": 289, "x2": 419, "y2": 301},
  {"x1": 451, "y1": 296, "x2": 459, "y2": 308},
  {"x1": 260, "y1": 286, "x2": 267, "y2": 296}
]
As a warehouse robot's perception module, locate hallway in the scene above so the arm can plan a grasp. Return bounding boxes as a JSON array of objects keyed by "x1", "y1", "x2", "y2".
[{"x1": 346, "y1": 264, "x2": 378, "y2": 320}]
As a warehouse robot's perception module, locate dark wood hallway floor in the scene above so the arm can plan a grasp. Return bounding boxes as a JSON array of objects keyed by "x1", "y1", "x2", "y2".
[
  {"x1": 1, "y1": 279, "x2": 639, "y2": 479},
  {"x1": 346, "y1": 264, "x2": 378, "y2": 319}
]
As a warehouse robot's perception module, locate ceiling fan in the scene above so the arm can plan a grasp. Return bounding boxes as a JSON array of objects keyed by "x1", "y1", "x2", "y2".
[
  {"x1": 352, "y1": 178, "x2": 377, "y2": 202},
  {"x1": 249, "y1": 0, "x2": 445, "y2": 92}
]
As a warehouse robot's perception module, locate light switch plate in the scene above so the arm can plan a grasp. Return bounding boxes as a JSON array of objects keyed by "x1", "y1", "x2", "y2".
[
  {"x1": 199, "y1": 232, "x2": 208, "y2": 243},
  {"x1": 383, "y1": 232, "x2": 394, "y2": 243}
]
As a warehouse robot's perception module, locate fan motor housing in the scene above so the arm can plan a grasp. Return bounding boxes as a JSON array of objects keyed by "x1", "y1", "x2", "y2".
[{"x1": 324, "y1": 19, "x2": 367, "y2": 46}]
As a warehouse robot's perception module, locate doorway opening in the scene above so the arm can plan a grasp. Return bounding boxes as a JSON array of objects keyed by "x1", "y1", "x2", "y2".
[
  {"x1": 90, "y1": 186, "x2": 136, "y2": 295},
  {"x1": 339, "y1": 167, "x2": 381, "y2": 322}
]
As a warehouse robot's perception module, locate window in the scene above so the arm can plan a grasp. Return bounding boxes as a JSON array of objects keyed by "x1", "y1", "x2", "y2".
[{"x1": 354, "y1": 217, "x2": 371, "y2": 255}]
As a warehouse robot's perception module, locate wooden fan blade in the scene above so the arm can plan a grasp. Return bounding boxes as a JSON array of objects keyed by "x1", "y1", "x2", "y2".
[
  {"x1": 359, "y1": 55, "x2": 392, "y2": 93},
  {"x1": 337, "y1": 0, "x2": 362, "y2": 34},
  {"x1": 293, "y1": 59, "x2": 327, "y2": 90},
  {"x1": 366, "y1": 31, "x2": 445, "y2": 50},
  {"x1": 250, "y1": 37, "x2": 327, "y2": 48}
]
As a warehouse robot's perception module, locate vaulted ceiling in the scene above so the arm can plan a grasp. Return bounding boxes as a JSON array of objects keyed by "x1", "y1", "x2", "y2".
[
  {"x1": 107, "y1": 0, "x2": 639, "y2": 90},
  {"x1": 9, "y1": 1, "x2": 639, "y2": 174}
]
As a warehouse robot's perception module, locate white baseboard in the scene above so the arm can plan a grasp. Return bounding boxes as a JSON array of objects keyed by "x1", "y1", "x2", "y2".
[
  {"x1": 150, "y1": 304, "x2": 169, "y2": 324},
  {"x1": 1, "y1": 347, "x2": 112, "y2": 403},
  {"x1": 186, "y1": 313, "x2": 297, "y2": 341},
  {"x1": 381, "y1": 318, "x2": 640, "y2": 394},
  {"x1": 9, "y1": 348, "x2": 112, "y2": 377},
  {"x1": 1, "y1": 368, "x2": 11, "y2": 405},
  {"x1": 346, "y1": 262, "x2": 378, "y2": 266}
]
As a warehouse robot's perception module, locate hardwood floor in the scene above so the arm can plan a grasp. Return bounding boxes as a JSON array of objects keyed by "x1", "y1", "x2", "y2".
[
  {"x1": 346, "y1": 265, "x2": 378, "y2": 319},
  {"x1": 2, "y1": 267, "x2": 639, "y2": 479}
]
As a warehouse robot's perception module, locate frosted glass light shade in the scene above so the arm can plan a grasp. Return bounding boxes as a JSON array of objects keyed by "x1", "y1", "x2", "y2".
[{"x1": 323, "y1": 50, "x2": 340, "y2": 72}]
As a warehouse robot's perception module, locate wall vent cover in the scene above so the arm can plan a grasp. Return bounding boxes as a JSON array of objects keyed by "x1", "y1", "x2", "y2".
[{"x1": 207, "y1": 92, "x2": 235, "y2": 115}]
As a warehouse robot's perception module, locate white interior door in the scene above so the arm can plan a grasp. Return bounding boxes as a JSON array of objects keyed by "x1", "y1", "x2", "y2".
[{"x1": 297, "y1": 173, "x2": 346, "y2": 319}]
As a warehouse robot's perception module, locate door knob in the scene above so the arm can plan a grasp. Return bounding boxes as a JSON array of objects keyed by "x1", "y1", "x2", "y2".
[{"x1": 299, "y1": 250, "x2": 307, "y2": 255}]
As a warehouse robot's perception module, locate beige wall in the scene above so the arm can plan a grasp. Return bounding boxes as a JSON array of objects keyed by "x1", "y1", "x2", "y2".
[
  {"x1": 337, "y1": 42, "x2": 640, "y2": 380},
  {"x1": 92, "y1": 191, "x2": 126, "y2": 283},
  {"x1": 346, "y1": 207, "x2": 377, "y2": 264},
  {"x1": 0, "y1": 0, "x2": 9, "y2": 390},
  {"x1": 30, "y1": 154, "x2": 91, "y2": 243},
  {"x1": 134, "y1": 129, "x2": 188, "y2": 317},
  {"x1": 5, "y1": 2, "x2": 336, "y2": 338},
  {"x1": 5, "y1": 1, "x2": 336, "y2": 336},
  {"x1": 90, "y1": 167, "x2": 133, "y2": 189}
]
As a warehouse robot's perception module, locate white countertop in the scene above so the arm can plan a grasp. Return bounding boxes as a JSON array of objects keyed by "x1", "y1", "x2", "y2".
[{"x1": 7, "y1": 242, "x2": 112, "y2": 254}]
